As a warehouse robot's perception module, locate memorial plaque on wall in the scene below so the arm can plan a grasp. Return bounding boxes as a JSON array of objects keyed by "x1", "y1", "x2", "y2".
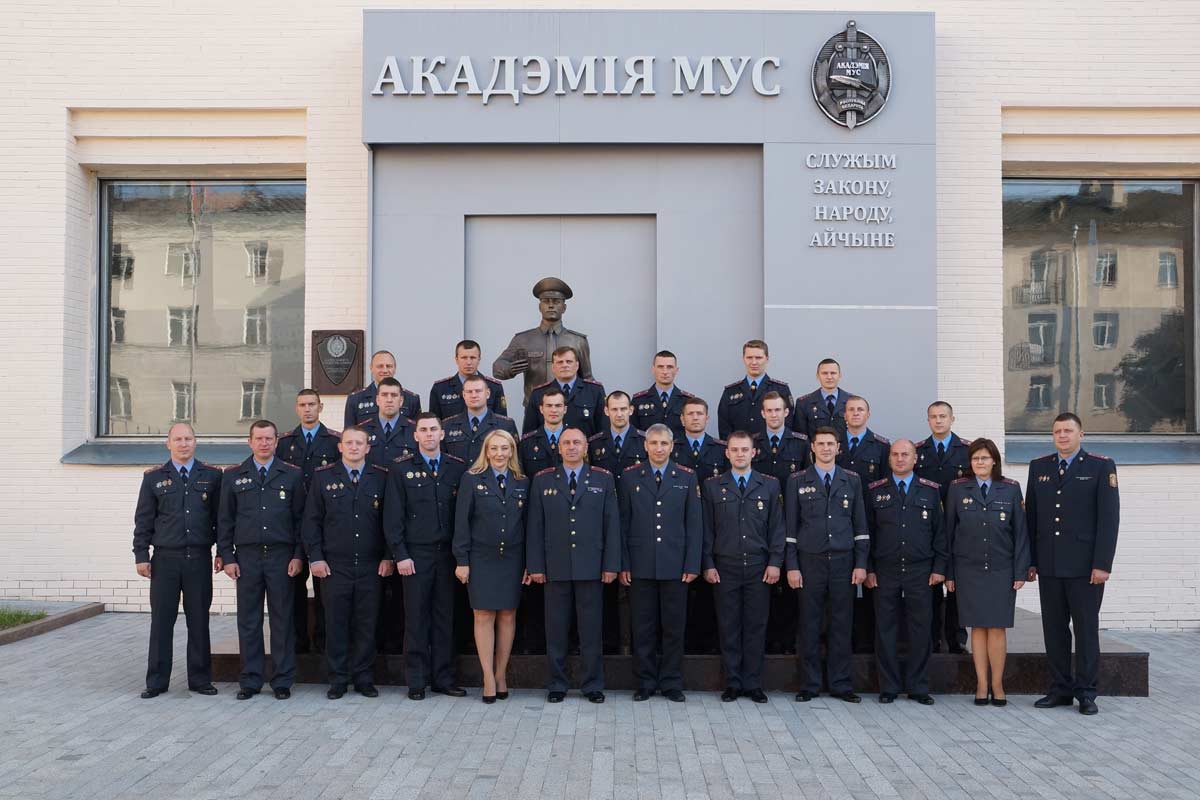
[{"x1": 312, "y1": 330, "x2": 364, "y2": 395}]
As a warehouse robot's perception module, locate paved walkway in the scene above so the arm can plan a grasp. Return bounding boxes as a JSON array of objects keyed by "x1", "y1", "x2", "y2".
[{"x1": 0, "y1": 614, "x2": 1195, "y2": 800}]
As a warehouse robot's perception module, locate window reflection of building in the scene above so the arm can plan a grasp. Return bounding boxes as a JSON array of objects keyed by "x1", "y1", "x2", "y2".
[
  {"x1": 1003, "y1": 179, "x2": 1194, "y2": 433},
  {"x1": 102, "y1": 181, "x2": 305, "y2": 436}
]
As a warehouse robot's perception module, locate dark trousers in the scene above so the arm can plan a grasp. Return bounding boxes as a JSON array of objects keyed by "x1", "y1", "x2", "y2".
[
  {"x1": 766, "y1": 584, "x2": 798, "y2": 653},
  {"x1": 853, "y1": 587, "x2": 875, "y2": 653},
  {"x1": 544, "y1": 580, "x2": 604, "y2": 693},
  {"x1": 146, "y1": 549, "x2": 212, "y2": 690},
  {"x1": 517, "y1": 582, "x2": 546, "y2": 654},
  {"x1": 234, "y1": 547, "x2": 296, "y2": 691},
  {"x1": 931, "y1": 585, "x2": 966, "y2": 650},
  {"x1": 322, "y1": 564, "x2": 382, "y2": 688},
  {"x1": 798, "y1": 551, "x2": 854, "y2": 694},
  {"x1": 873, "y1": 564, "x2": 933, "y2": 695},
  {"x1": 712, "y1": 556, "x2": 770, "y2": 691},
  {"x1": 376, "y1": 573, "x2": 405, "y2": 653},
  {"x1": 293, "y1": 562, "x2": 325, "y2": 652},
  {"x1": 1039, "y1": 575, "x2": 1104, "y2": 701},
  {"x1": 630, "y1": 578, "x2": 688, "y2": 691},
  {"x1": 402, "y1": 544, "x2": 457, "y2": 689},
  {"x1": 685, "y1": 580, "x2": 719, "y2": 654}
]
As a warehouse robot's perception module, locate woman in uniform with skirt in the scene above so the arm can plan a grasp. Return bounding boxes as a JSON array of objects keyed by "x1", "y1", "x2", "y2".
[
  {"x1": 945, "y1": 438, "x2": 1030, "y2": 706},
  {"x1": 453, "y1": 429, "x2": 531, "y2": 703}
]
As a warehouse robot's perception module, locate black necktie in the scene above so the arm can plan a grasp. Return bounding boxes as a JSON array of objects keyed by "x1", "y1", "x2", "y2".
[
  {"x1": 936, "y1": 441, "x2": 946, "y2": 461},
  {"x1": 737, "y1": 475, "x2": 746, "y2": 493},
  {"x1": 849, "y1": 436, "x2": 859, "y2": 455},
  {"x1": 305, "y1": 432, "x2": 313, "y2": 446},
  {"x1": 561, "y1": 383, "x2": 570, "y2": 395},
  {"x1": 660, "y1": 391, "x2": 668, "y2": 406},
  {"x1": 549, "y1": 433, "x2": 557, "y2": 448},
  {"x1": 692, "y1": 441, "x2": 700, "y2": 458},
  {"x1": 1059, "y1": 459, "x2": 1068, "y2": 477},
  {"x1": 569, "y1": 472, "x2": 578, "y2": 496},
  {"x1": 429, "y1": 459, "x2": 438, "y2": 477},
  {"x1": 827, "y1": 397, "x2": 836, "y2": 418},
  {"x1": 981, "y1": 482, "x2": 988, "y2": 499},
  {"x1": 259, "y1": 466, "x2": 267, "y2": 483},
  {"x1": 471, "y1": 417, "x2": 480, "y2": 433},
  {"x1": 898, "y1": 479, "x2": 907, "y2": 502},
  {"x1": 770, "y1": 434, "x2": 780, "y2": 452},
  {"x1": 824, "y1": 473, "x2": 832, "y2": 494},
  {"x1": 384, "y1": 422, "x2": 393, "y2": 438},
  {"x1": 749, "y1": 380, "x2": 758, "y2": 394},
  {"x1": 179, "y1": 466, "x2": 189, "y2": 484},
  {"x1": 614, "y1": 434, "x2": 623, "y2": 452},
  {"x1": 497, "y1": 473, "x2": 506, "y2": 493},
  {"x1": 351, "y1": 469, "x2": 359, "y2": 484},
  {"x1": 655, "y1": 470, "x2": 662, "y2": 488}
]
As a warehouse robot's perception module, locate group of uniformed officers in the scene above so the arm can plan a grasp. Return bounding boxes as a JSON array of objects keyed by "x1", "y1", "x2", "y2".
[{"x1": 134, "y1": 336, "x2": 1119, "y2": 714}]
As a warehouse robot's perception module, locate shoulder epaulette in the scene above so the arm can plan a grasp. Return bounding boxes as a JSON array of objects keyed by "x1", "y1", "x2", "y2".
[
  {"x1": 713, "y1": 437, "x2": 727, "y2": 446},
  {"x1": 789, "y1": 431, "x2": 809, "y2": 440},
  {"x1": 704, "y1": 474, "x2": 723, "y2": 483},
  {"x1": 494, "y1": 413, "x2": 513, "y2": 421},
  {"x1": 563, "y1": 327, "x2": 588, "y2": 339},
  {"x1": 224, "y1": 464, "x2": 240, "y2": 473},
  {"x1": 632, "y1": 388, "x2": 653, "y2": 398},
  {"x1": 520, "y1": 430, "x2": 540, "y2": 441},
  {"x1": 532, "y1": 380, "x2": 554, "y2": 391},
  {"x1": 759, "y1": 473, "x2": 780, "y2": 483},
  {"x1": 589, "y1": 466, "x2": 611, "y2": 474},
  {"x1": 278, "y1": 430, "x2": 297, "y2": 438},
  {"x1": 315, "y1": 463, "x2": 337, "y2": 472},
  {"x1": 280, "y1": 461, "x2": 300, "y2": 470},
  {"x1": 444, "y1": 454, "x2": 466, "y2": 463},
  {"x1": 143, "y1": 465, "x2": 159, "y2": 474},
  {"x1": 630, "y1": 428, "x2": 645, "y2": 437},
  {"x1": 435, "y1": 374, "x2": 457, "y2": 384},
  {"x1": 868, "y1": 478, "x2": 889, "y2": 489},
  {"x1": 951, "y1": 476, "x2": 973, "y2": 484},
  {"x1": 325, "y1": 427, "x2": 341, "y2": 438},
  {"x1": 917, "y1": 477, "x2": 940, "y2": 489},
  {"x1": 724, "y1": 379, "x2": 743, "y2": 389},
  {"x1": 774, "y1": 379, "x2": 792, "y2": 390},
  {"x1": 195, "y1": 460, "x2": 213, "y2": 469},
  {"x1": 535, "y1": 466, "x2": 557, "y2": 477},
  {"x1": 874, "y1": 434, "x2": 890, "y2": 445},
  {"x1": 916, "y1": 436, "x2": 933, "y2": 448},
  {"x1": 1002, "y1": 477, "x2": 1019, "y2": 485},
  {"x1": 442, "y1": 412, "x2": 466, "y2": 424},
  {"x1": 372, "y1": 464, "x2": 389, "y2": 472},
  {"x1": 482, "y1": 375, "x2": 501, "y2": 385},
  {"x1": 842, "y1": 468, "x2": 860, "y2": 478},
  {"x1": 392, "y1": 454, "x2": 415, "y2": 464},
  {"x1": 680, "y1": 389, "x2": 695, "y2": 398},
  {"x1": 1033, "y1": 453, "x2": 1058, "y2": 462},
  {"x1": 403, "y1": 387, "x2": 418, "y2": 397},
  {"x1": 1089, "y1": 452, "x2": 1113, "y2": 461},
  {"x1": 623, "y1": 463, "x2": 642, "y2": 472},
  {"x1": 587, "y1": 432, "x2": 606, "y2": 442},
  {"x1": 582, "y1": 378, "x2": 603, "y2": 386},
  {"x1": 751, "y1": 431, "x2": 765, "y2": 441}
]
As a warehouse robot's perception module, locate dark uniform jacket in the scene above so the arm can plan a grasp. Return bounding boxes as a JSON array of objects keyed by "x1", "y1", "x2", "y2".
[
  {"x1": 865, "y1": 476, "x2": 946, "y2": 575},
  {"x1": 1025, "y1": 450, "x2": 1120, "y2": 578},
  {"x1": 588, "y1": 428, "x2": 647, "y2": 483},
  {"x1": 452, "y1": 469, "x2": 529, "y2": 567},
  {"x1": 837, "y1": 428, "x2": 892, "y2": 489},
  {"x1": 527, "y1": 465, "x2": 621, "y2": 581},
  {"x1": 673, "y1": 433, "x2": 729, "y2": 481},
  {"x1": 358, "y1": 415, "x2": 416, "y2": 467},
  {"x1": 217, "y1": 457, "x2": 306, "y2": 562},
  {"x1": 523, "y1": 378, "x2": 607, "y2": 437},
  {"x1": 793, "y1": 387, "x2": 853, "y2": 439},
  {"x1": 700, "y1": 471, "x2": 786, "y2": 570},
  {"x1": 442, "y1": 411, "x2": 518, "y2": 464},
  {"x1": 517, "y1": 427, "x2": 568, "y2": 477},
  {"x1": 630, "y1": 385, "x2": 693, "y2": 438},
  {"x1": 717, "y1": 375, "x2": 793, "y2": 440},
  {"x1": 302, "y1": 463, "x2": 389, "y2": 566},
  {"x1": 945, "y1": 477, "x2": 1030, "y2": 582},
  {"x1": 383, "y1": 452, "x2": 467, "y2": 560},
  {"x1": 914, "y1": 432, "x2": 972, "y2": 503},
  {"x1": 276, "y1": 424, "x2": 341, "y2": 488},
  {"x1": 784, "y1": 467, "x2": 869, "y2": 571},
  {"x1": 619, "y1": 462, "x2": 703, "y2": 579},
  {"x1": 133, "y1": 461, "x2": 222, "y2": 562},
  {"x1": 428, "y1": 374, "x2": 507, "y2": 419},
  {"x1": 752, "y1": 429, "x2": 811, "y2": 485},
  {"x1": 344, "y1": 382, "x2": 421, "y2": 428}
]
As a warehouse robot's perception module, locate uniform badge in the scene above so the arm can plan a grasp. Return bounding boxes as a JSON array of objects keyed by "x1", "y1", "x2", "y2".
[
  {"x1": 635, "y1": 485, "x2": 640, "y2": 492},
  {"x1": 155, "y1": 481, "x2": 162, "y2": 488},
  {"x1": 1109, "y1": 473, "x2": 1118, "y2": 488},
  {"x1": 999, "y1": 512, "x2": 1007, "y2": 521},
  {"x1": 582, "y1": 409, "x2": 590, "y2": 417},
  {"x1": 166, "y1": 479, "x2": 172, "y2": 486},
  {"x1": 790, "y1": 463, "x2": 797, "y2": 471},
  {"x1": 731, "y1": 393, "x2": 743, "y2": 401},
  {"x1": 963, "y1": 497, "x2": 972, "y2": 505},
  {"x1": 202, "y1": 493, "x2": 208, "y2": 501},
  {"x1": 534, "y1": 445, "x2": 539, "y2": 452},
  {"x1": 771, "y1": 447, "x2": 778, "y2": 455},
  {"x1": 957, "y1": 469, "x2": 964, "y2": 477},
  {"x1": 597, "y1": 448, "x2": 605, "y2": 456},
  {"x1": 290, "y1": 444, "x2": 295, "y2": 452},
  {"x1": 374, "y1": 499, "x2": 380, "y2": 509},
  {"x1": 326, "y1": 484, "x2": 332, "y2": 490},
  {"x1": 757, "y1": 500, "x2": 764, "y2": 510},
  {"x1": 321, "y1": 458, "x2": 328, "y2": 466},
  {"x1": 478, "y1": 484, "x2": 486, "y2": 490},
  {"x1": 842, "y1": 497, "x2": 849, "y2": 509},
  {"x1": 868, "y1": 464, "x2": 876, "y2": 474},
  {"x1": 921, "y1": 509, "x2": 928, "y2": 519},
  {"x1": 407, "y1": 471, "x2": 414, "y2": 479},
  {"x1": 518, "y1": 499, "x2": 524, "y2": 507},
  {"x1": 280, "y1": 490, "x2": 286, "y2": 499}
]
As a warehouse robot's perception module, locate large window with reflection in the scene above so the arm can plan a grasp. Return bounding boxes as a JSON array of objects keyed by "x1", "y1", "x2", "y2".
[
  {"x1": 1003, "y1": 179, "x2": 1196, "y2": 434},
  {"x1": 100, "y1": 181, "x2": 305, "y2": 436}
]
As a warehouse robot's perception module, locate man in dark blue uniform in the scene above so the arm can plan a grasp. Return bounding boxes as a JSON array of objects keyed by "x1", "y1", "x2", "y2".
[
  {"x1": 630, "y1": 350, "x2": 694, "y2": 438},
  {"x1": 793, "y1": 358, "x2": 853, "y2": 440},
  {"x1": 428, "y1": 339, "x2": 508, "y2": 419},
  {"x1": 785, "y1": 427, "x2": 869, "y2": 703},
  {"x1": 276, "y1": 388, "x2": 341, "y2": 654},
  {"x1": 864, "y1": 439, "x2": 945, "y2": 704},
  {"x1": 701, "y1": 431, "x2": 785, "y2": 703},
  {"x1": 1026, "y1": 412, "x2": 1120, "y2": 716},
  {"x1": 133, "y1": 422, "x2": 222, "y2": 698},
  {"x1": 344, "y1": 349, "x2": 421, "y2": 427},
  {"x1": 442, "y1": 374, "x2": 518, "y2": 465},
  {"x1": 303, "y1": 426, "x2": 393, "y2": 699},
  {"x1": 915, "y1": 401, "x2": 970, "y2": 654},
  {"x1": 717, "y1": 339, "x2": 793, "y2": 440},
  {"x1": 385, "y1": 413, "x2": 469, "y2": 700},
  {"x1": 217, "y1": 420, "x2": 307, "y2": 700},
  {"x1": 527, "y1": 428, "x2": 621, "y2": 703},
  {"x1": 619, "y1": 424, "x2": 702, "y2": 702},
  {"x1": 523, "y1": 346, "x2": 606, "y2": 437},
  {"x1": 359, "y1": 378, "x2": 416, "y2": 469}
]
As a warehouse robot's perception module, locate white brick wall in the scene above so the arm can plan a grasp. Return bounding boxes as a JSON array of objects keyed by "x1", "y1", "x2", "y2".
[{"x1": 0, "y1": 0, "x2": 1197, "y2": 628}]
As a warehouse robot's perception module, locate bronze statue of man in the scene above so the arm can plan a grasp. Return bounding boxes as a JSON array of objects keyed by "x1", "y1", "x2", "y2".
[{"x1": 492, "y1": 277, "x2": 593, "y2": 407}]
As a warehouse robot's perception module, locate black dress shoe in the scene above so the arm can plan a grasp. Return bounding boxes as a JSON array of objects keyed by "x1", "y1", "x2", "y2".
[
  {"x1": 990, "y1": 691, "x2": 1007, "y2": 707},
  {"x1": 1078, "y1": 698, "x2": 1099, "y2": 715},
  {"x1": 189, "y1": 684, "x2": 218, "y2": 696},
  {"x1": 585, "y1": 691, "x2": 605, "y2": 704},
  {"x1": 547, "y1": 691, "x2": 566, "y2": 703},
  {"x1": 140, "y1": 688, "x2": 165, "y2": 699},
  {"x1": 327, "y1": 686, "x2": 346, "y2": 700},
  {"x1": 746, "y1": 689, "x2": 768, "y2": 704},
  {"x1": 482, "y1": 694, "x2": 496, "y2": 704},
  {"x1": 408, "y1": 688, "x2": 426, "y2": 700},
  {"x1": 834, "y1": 691, "x2": 862, "y2": 704},
  {"x1": 236, "y1": 688, "x2": 259, "y2": 701},
  {"x1": 633, "y1": 688, "x2": 653, "y2": 702},
  {"x1": 356, "y1": 685, "x2": 379, "y2": 698},
  {"x1": 720, "y1": 687, "x2": 739, "y2": 702},
  {"x1": 1035, "y1": 694, "x2": 1074, "y2": 709},
  {"x1": 794, "y1": 690, "x2": 815, "y2": 702},
  {"x1": 432, "y1": 686, "x2": 467, "y2": 698},
  {"x1": 273, "y1": 687, "x2": 291, "y2": 700},
  {"x1": 663, "y1": 689, "x2": 685, "y2": 703},
  {"x1": 879, "y1": 693, "x2": 896, "y2": 704},
  {"x1": 909, "y1": 693, "x2": 935, "y2": 706},
  {"x1": 496, "y1": 691, "x2": 509, "y2": 700}
]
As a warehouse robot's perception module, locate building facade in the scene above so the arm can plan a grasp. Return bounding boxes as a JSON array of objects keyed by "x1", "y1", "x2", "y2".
[{"x1": 0, "y1": 0, "x2": 1197, "y2": 630}]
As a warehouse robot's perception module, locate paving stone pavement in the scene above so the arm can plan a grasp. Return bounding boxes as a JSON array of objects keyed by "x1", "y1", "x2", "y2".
[{"x1": 0, "y1": 613, "x2": 1195, "y2": 800}]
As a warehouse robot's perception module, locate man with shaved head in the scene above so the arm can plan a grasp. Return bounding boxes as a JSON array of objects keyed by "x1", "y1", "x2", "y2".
[
  {"x1": 863, "y1": 438, "x2": 946, "y2": 704},
  {"x1": 133, "y1": 422, "x2": 223, "y2": 698}
]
